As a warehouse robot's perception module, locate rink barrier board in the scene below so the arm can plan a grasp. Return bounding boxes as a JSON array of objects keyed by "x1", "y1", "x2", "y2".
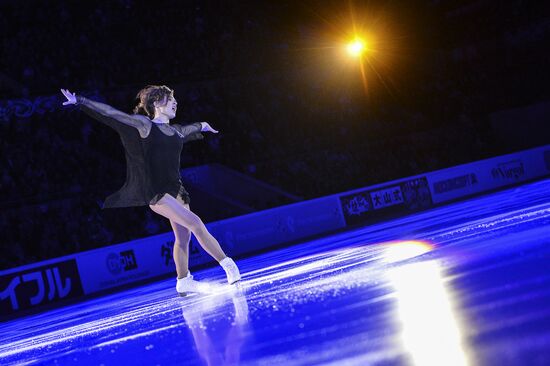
[
  {"x1": 426, "y1": 145, "x2": 550, "y2": 204},
  {"x1": 1, "y1": 144, "x2": 549, "y2": 318}
]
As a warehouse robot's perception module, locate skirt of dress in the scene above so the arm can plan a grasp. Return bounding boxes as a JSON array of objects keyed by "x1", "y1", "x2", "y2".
[
  {"x1": 176, "y1": 184, "x2": 191, "y2": 205},
  {"x1": 149, "y1": 183, "x2": 191, "y2": 206}
]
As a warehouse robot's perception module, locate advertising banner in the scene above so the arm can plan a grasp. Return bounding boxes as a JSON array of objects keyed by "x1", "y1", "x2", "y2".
[
  {"x1": 339, "y1": 177, "x2": 432, "y2": 226},
  {"x1": 0, "y1": 259, "x2": 84, "y2": 316},
  {"x1": 427, "y1": 146, "x2": 550, "y2": 204},
  {"x1": 76, "y1": 235, "x2": 180, "y2": 295}
]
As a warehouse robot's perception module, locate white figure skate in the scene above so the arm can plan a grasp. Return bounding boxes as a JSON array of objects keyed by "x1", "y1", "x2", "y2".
[
  {"x1": 220, "y1": 257, "x2": 242, "y2": 285},
  {"x1": 176, "y1": 271, "x2": 211, "y2": 297}
]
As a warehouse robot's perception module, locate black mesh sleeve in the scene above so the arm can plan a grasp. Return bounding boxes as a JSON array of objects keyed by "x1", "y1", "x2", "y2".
[
  {"x1": 173, "y1": 122, "x2": 204, "y2": 143},
  {"x1": 76, "y1": 96, "x2": 146, "y2": 130}
]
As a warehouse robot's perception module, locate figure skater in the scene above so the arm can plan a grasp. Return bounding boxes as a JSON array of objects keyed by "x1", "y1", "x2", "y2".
[{"x1": 60, "y1": 85, "x2": 241, "y2": 296}]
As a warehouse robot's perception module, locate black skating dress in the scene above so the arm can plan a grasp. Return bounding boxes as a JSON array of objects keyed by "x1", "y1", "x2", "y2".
[
  {"x1": 142, "y1": 121, "x2": 203, "y2": 205},
  {"x1": 77, "y1": 96, "x2": 203, "y2": 209}
]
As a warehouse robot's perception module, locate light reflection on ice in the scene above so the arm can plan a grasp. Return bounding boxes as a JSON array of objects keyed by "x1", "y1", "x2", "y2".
[
  {"x1": 386, "y1": 242, "x2": 470, "y2": 366},
  {"x1": 181, "y1": 286, "x2": 250, "y2": 365},
  {"x1": 382, "y1": 240, "x2": 433, "y2": 263}
]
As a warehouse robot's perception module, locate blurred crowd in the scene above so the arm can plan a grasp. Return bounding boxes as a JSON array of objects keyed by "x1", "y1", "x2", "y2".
[
  {"x1": 0, "y1": 1, "x2": 274, "y2": 98},
  {"x1": 1, "y1": 0, "x2": 548, "y2": 269}
]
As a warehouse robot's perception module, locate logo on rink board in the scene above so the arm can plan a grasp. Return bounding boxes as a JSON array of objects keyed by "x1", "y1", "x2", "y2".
[
  {"x1": 370, "y1": 186, "x2": 403, "y2": 209},
  {"x1": 0, "y1": 260, "x2": 84, "y2": 315},
  {"x1": 491, "y1": 160, "x2": 525, "y2": 180},
  {"x1": 160, "y1": 239, "x2": 202, "y2": 266},
  {"x1": 339, "y1": 177, "x2": 432, "y2": 226},
  {"x1": 400, "y1": 178, "x2": 433, "y2": 211},
  {"x1": 161, "y1": 242, "x2": 174, "y2": 266},
  {"x1": 339, "y1": 191, "x2": 372, "y2": 226},
  {"x1": 433, "y1": 173, "x2": 478, "y2": 194},
  {"x1": 106, "y1": 250, "x2": 138, "y2": 275}
]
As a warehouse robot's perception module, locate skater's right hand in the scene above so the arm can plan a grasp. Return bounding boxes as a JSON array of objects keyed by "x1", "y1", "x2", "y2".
[
  {"x1": 60, "y1": 88, "x2": 77, "y2": 105},
  {"x1": 200, "y1": 122, "x2": 219, "y2": 134}
]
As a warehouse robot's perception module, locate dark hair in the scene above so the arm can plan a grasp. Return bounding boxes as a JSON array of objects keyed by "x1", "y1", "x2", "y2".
[{"x1": 133, "y1": 85, "x2": 174, "y2": 118}]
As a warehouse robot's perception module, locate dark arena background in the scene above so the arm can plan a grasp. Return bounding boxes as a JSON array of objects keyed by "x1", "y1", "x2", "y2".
[{"x1": 1, "y1": 1, "x2": 550, "y2": 365}]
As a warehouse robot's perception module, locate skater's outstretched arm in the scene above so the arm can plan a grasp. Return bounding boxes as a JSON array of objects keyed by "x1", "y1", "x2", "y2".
[
  {"x1": 60, "y1": 88, "x2": 148, "y2": 131},
  {"x1": 173, "y1": 122, "x2": 203, "y2": 137},
  {"x1": 173, "y1": 122, "x2": 218, "y2": 143}
]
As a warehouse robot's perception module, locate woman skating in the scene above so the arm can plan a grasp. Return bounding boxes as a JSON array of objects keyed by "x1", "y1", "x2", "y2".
[{"x1": 60, "y1": 85, "x2": 241, "y2": 296}]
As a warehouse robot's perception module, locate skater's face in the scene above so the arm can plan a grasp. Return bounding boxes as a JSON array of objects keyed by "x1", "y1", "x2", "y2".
[{"x1": 154, "y1": 94, "x2": 178, "y2": 120}]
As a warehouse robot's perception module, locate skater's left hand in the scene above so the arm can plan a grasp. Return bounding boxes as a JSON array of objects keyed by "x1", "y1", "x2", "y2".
[
  {"x1": 60, "y1": 88, "x2": 77, "y2": 105},
  {"x1": 200, "y1": 122, "x2": 219, "y2": 134}
]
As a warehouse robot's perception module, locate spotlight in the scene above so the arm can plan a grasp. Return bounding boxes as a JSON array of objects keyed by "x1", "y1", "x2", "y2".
[{"x1": 347, "y1": 39, "x2": 366, "y2": 57}]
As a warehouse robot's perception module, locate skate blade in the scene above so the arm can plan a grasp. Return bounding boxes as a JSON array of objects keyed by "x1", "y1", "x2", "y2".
[
  {"x1": 178, "y1": 292, "x2": 187, "y2": 297},
  {"x1": 229, "y1": 279, "x2": 242, "y2": 285}
]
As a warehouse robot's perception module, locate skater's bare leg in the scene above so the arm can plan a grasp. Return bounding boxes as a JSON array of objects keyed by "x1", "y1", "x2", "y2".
[
  {"x1": 170, "y1": 194, "x2": 192, "y2": 279},
  {"x1": 170, "y1": 216, "x2": 191, "y2": 279},
  {"x1": 149, "y1": 193, "x2": 227, "y2": 262}
]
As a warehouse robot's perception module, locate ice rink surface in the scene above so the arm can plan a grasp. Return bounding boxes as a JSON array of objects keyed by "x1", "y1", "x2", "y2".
[{"x1": 1, "y1": 178, "x2": 549, "y2": 365}]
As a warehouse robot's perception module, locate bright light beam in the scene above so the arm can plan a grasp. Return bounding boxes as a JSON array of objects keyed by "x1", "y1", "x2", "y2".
[
  {"x1": 385, "y1": 243, "x2": 470, "y2": 366},
  {"x1": 346, "y1": 38, "x2": 366, "y2": 57}
]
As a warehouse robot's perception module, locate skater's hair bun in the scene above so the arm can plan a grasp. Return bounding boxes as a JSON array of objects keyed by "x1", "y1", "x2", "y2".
[{"x1": 133, "y1": 85, "x2": 174, "y2": 118}]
